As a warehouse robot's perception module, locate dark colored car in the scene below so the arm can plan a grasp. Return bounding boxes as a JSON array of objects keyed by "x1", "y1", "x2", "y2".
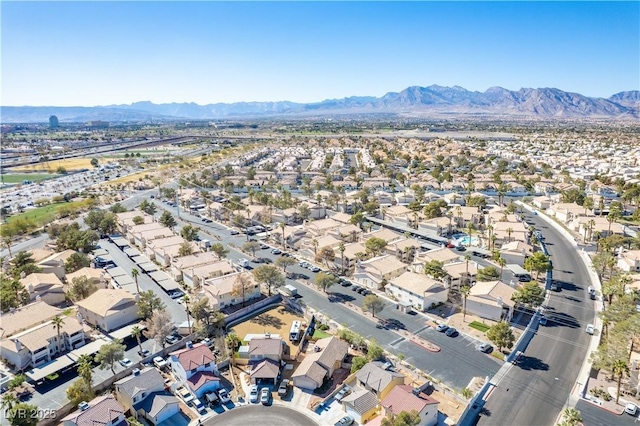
[{"x1": 445, "y1": 327, "x2": 458, "y2": 337}]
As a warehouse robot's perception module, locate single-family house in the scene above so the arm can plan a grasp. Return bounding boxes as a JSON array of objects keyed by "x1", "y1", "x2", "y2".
[
  {"x1": 169, "y1": 252, "x2": 221, "y2": 282},
  {"x1": 499, "y1": 241, "x2": 534, "y2": 267},
  {"x1": 182, "y1": 259, "x2": 235, "y2": 288},
  {"x1": 381, "y1": 385, "x2": 440, "y2": 426},
  {"x1": 169, "y1": 342, "x2": 220, "y2": 398},
  {"x1": 75, "y1": 288, "x2": 139, "y2": 332},
  {"x1": 341, "y1": 389, "x2": 380, "y2": 425},
  {"x1": 199, "y1": 272, "x2": 261, "y2": 310},
  {"x1": 618, "y1": 250, "x2": 640, "y2": 273},
  {"x1": 443, "y1": 261, "x2": 478, "y2": 289},
  {"x1": 292, "y1": 336, "x2": 349, "y2": 390},
  {"x1": 65, "y1": 267, "x2": 109, "y2": 289},
  {"x1": 355, "y1": 361, "x2": 405, "y2": 400},
  {"x1": 62, "y1": 395, "x2": 127, "y2": 426},
  {"x1": 115, "y1": 367, "x2": 179, "y2": 425}
]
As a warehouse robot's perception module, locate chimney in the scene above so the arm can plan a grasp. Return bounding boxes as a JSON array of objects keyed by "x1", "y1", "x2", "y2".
[{"x1": 13, "y1": 339, "x2": 22, "y2": 351}]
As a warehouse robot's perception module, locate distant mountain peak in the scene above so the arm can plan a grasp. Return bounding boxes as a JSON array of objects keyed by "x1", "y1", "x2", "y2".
[{"x1": 2, "y1": 85, "x2": 638, "y2": 122}]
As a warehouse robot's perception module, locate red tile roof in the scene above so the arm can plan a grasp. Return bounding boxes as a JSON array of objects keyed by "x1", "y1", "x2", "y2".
[
  {"x1": 381, "y1": 385, "x2": 439, "y2": 415},
  {"x1": 186, "y1": 371, "x2": 220, "y2": 391},
  {"x1": 171, "y1": 343, "x2": 215, "y2": 371}
]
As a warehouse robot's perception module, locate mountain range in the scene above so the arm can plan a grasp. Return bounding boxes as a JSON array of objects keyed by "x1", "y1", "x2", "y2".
[{"x1": 2, "y1": 85, "x2": 638, "y2": 123}]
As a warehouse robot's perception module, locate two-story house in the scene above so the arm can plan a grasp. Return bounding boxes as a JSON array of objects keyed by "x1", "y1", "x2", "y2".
[
  {"x1": 115, "y1": 367, "x2": 179, "y2": 425},
  {"x1": 182, "y1": 259, "x2": 235, "y2": 288},
  {"x1": 246, "y1": 336, "x2": 284, "y2": 386},
  {"x1": 37, "y1": 249, "x2": 77, "y2": 279},
  {"x1": 353, "y1": 255, "x2": 408, "y2": 290},
  {"x1": 20, "y1": 273, "x2": 66, "y2": 305},
  {"x1": 75, "y1": 288, "x2": 138, "y2": 332},
  {"x1": 381, "y1": 385, "x2": 440, "y2": 426},
  {"x1": 292, "y1": 336, "x2": 349, "y2": 390},
  {"x1": 199, "y1": 272, "x2": 261, "y2": 310},
  {"x1": 618, "y1": 250, "x2": 640, "y2": 273},
  {"x1": 386, "y1": 272, "x2": 448, "y2": 311},
  {"x1": 169, "y1": 342, "x2": 220, "y2": 398}
]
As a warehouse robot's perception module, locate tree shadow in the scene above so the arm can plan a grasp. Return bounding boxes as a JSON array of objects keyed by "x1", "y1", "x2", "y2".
[
  {"x1": 559, "y1": 281, "x2": 582, "y2": 292},
  {"x1": 546, "y1": 311, "x2": 580, "y2": 329},
  {"x1": 251, "y1": 313, "x2": 284, "y2": 329},
  {"x1": 516, "y1": 355, "x2": 549, "y2": 371},
  {"x1": 327, "y1": 292, "x2": 355, "y2": 303}
]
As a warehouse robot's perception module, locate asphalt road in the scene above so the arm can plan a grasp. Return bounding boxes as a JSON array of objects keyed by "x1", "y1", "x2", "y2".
[
  {"x1": 478, "y1": 212, "x2": 596, "y2": 426},
  {"x1": 576, "y1": 399, "x2": 640, "y2": 426},
  {"x1": 206, "y1": 404, "x2": 319, "y2": 426},
  {"x1": 152, "y1": 200, "x2": 502, "y2": 390}
]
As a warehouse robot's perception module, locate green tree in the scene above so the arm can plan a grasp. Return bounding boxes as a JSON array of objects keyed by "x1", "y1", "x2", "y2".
[
  {"x1": 461, "y1": 285, "x2": 471, "y2": 323},
  {"x1": 363, "y1": 294, "x2": 385, "y2": 318},
  {"x1": 90, "y1": 158, "x2": 99, "y2": 167},
  {"x1": 486, "y1": 321, "x2": 515, "y2": 352},
  {"x1": 558, "y1": 408, "x2": 582, "y2": 426},
  {"x1": 252, "y1": 265, "x2": 285, "y2": 296},
  {"x1": 275, "y1": 256, "x2": 296, "y2": 273},
  {"x1": 7, "y1": 403, "x2": 40, "y2": 426},
  {"x1": 381, "y1": 410, "x2": 422, "y2": 426},
  {"x1": 1, "y1": 392, "x2": 18, "y2": 413},
  {"x1": 132, "y1": 215, "x2": 145, "y2": 225},
  {"x1": 159, "y1": 211, "x2": 177, "y2": 229},
  {"x1": 52, "y1": 315, "x2": 65, "y2": 354},
  {"x1": 511, "y1": 281, "x2": 545, "y2": 309},
  {"x1": 523, "y1": 252, "x2": 550, "y2": 280},
  {"x1": 315, "y1": 272, "x2": 337, "y2": 293},
  {"x1": 95, "y1": 339, "x2": 126, "y2": 374},
  {"x1": 350, "y1": 356, "x2": 368, "y2": 373},
  {"x1": 177, "y1": 241, "x2": 194, "y2": 257},
  {"x1": 476, "y1": 266, "x2": 500, "y2": 282},
  {"x1": 423, "y1": 260, "x2": 448, "y2": 281},
  {"x1": 180, "y1": 225, "x2": 199, "y2": 241},
  {"x1": 109, "y1": 203, "x2": 127, "y2": 213},
  {"x1": 55, "y1": 222, "x2": 99, "y2": 252},
  {"x1": 242, "y1": 241, "x2": 261, "y2": 257},
  {"x1": 349, "y1": 211, "x2": 366, "y2": 229},
  {"x1": 137, "y1": 290, "x2": 166, "y2": 319},
  {"x1": 10, "y1": 251, "x2": 40, "y2": 279},
  {"x1": 131, "y1": 267, "x2": 140, "y2": 294},
  {"x1": 76, "y1": 353, "x2": 94, "y2": 385},
  {"x1": 68, "y1": 276, "x2": 98, "y2": 301},
  {"x1": 210, "y1": 242, "x2": 229, "y2": 259},
  {"x1": 365, "y1": 237, "x2": 387, "y2": 257},
  {"x1": 65, "y1": 252, "x2": 90, "y2": 273},
  {"x1": 612, "y1": 359, "x2": 629, "y2": 404},
  {"x1": 0, "y1": 275, "x2": 30, "y2": 309},
  {"x1": 367, "y1": 339, "x2": 384, "y2": 361},
  {"x1": 66, "y1": 379, "x2": 95, "y2": 406},
  {"x1": 131, "y1": 325, "x2": 143, "y2": 355},
  {"x1": 139, "y1": 199, "x2": 157, "y2": 215}
]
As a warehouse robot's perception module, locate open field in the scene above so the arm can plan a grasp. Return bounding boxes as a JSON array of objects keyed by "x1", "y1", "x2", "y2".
[
  {"x1": 228, "y1": 305, "x2": 306, "y2": 350},
  {"x1": 12, "y1": 158, "x2": 99, "y2": 172},
  {"x1": 4, "y1": 200, "x2": 92, "y2": 227},
  {"x1": 103, "y1": 171, "x2": 155, "y2": 185},
  {"x1": 0, "y1": 173, "x2": 59, "y2": 184}
]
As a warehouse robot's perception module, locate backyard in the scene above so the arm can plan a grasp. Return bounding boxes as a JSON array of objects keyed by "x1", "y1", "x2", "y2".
[{"x1": 228, "y1": 305, "x2": 306, "y2": 351}]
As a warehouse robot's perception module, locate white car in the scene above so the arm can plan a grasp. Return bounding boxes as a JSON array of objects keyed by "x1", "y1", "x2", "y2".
[
  {"x1": 249, "y1": 385, "x2": 259, "y2": 403},
  {"x1": 119, "y1": 358, "x2": 132, "y2": 367},
  {"x1": 585, "y1": 324, "x2": 595, "y2": 335},
  {"x1": 217, "y1": 388, "x2": 230, "y2": 403},
  {"x1": 625, "y1": 402, "x2": 638, "y2": 416}
]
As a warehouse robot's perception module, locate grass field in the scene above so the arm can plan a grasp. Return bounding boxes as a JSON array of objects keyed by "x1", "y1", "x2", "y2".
[
  {"x1": 1, "y1": 173, "x2": 59, "y2": 184},
  {"x1": 12, "y1": 158, "x2": 97, "y2": 172},
  {"x1": 469, "y1": 321, "x2": 491, "y2": 333},
  {"x1": 6, "y1": 200, "x2": 90, "y2": 226}
]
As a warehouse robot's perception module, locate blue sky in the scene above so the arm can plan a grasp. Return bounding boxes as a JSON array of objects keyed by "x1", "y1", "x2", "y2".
[{"x1": 2, "y1": 1, "x2": 638, "y2": 106}]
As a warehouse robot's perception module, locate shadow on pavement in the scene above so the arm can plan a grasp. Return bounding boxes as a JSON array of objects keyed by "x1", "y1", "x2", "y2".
[
  {"x1": 516, "y1": 355, "x2": 549, "y2": 371},
  {"x1": 546, "y1": 311, "x2": 580, "y2": 329},
  {"x1": 327, "y1": 292, "x2": 355, "y2": 303}
]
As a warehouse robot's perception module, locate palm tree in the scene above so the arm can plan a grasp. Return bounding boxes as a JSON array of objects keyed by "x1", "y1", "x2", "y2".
[
  {"x1": 560, "y1": 408, "x2": 582, "y2": 426},
  {"x1": 131, "y1": 326, "x2": 143, "y2": 355},
  {"x1": 52, "y1": 315, "x2": 65, "y2": 354},
  {"x1": 612, "y1": 359, "x2": 629, "y2": 403},
  {"x1": 338, "y1": 242, "x2": 346, "y2": 275},
  {"x1": 312, "y1": 238, "x2": 319, "y2": 256},
  {"x1": 279, "y1": 222, "x2": 286, "y2": 250},
  {"x1": 131, "y1": 268, "x2": 140, "y2": 294},
  {"x1": 1, "y1": 392, "x2": 18, "y2": 412},
  {"x1": 77, "y1": 354, "x2": 94, "y2": 385},
  {"x1": 464, "y1": 254, "x2": 471, "y2": 287},
  {"x1": 461, "y1": 285, "x2": 471, "y2": 323},
  {"x1": 183, "y1": 295, "x2": 192, "y2": 334},
  {"x1": 497, "y1": 257, "x2": 506, "y2": 281}
]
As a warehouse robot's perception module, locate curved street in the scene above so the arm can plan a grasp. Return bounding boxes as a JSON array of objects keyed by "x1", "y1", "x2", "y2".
[
  {"x1": 206, "y1": 405, "x2": 319, "y2": 426},
  {"x1": 478, "y1": 211, "x2": 595, "y2": 425}
]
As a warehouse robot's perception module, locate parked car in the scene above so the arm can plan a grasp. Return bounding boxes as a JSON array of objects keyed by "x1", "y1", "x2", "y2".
[
  {"x1": 249, "y1": 385, "x2": 259, "y2": 403},
  {"x1": 119, "y1": 358, "x2": 132, "y2": 367},
  {"x1": 310, "y1": 266, "x2": 321, "y2": 272},
  {"x1": 260, "y1": 387, "x2": 270, "y2": 404},
  {"x1": 340, "y1": 279, "x2": 352, "y2": 287},
  {"x1": 278, "y1": 379, "x2": 290, "y2": 396},
  {"x1": 351, "y1": 285, "x2": 362, "y2": 292},
  {"x1": 165, "y1": 334, "x2": 180, "y2": 345},
  {"x1": 334, "y1": 416, "x2": 354, "y2": 426},
  {"x1": 625, "y1": 402, "x2": 638, "y2": 416},
  {"x1": 361, "y1": 289, "x2": 372, "y2": 296},
  {"x1": 230, "y1": 229, "x2": 239, "y2": 235},
  {"x1": 153, "y1": 356, "x2": 167, "y2": 369},
  {"x1": 168, "y1": 290, "x2": 184, "y2": 299},
  {"x1": 476, "y1": 343, "x2": 493, "y2": 353},
  {"x1": 217, "y1": 388, "x2": 231, "y2": 403},
  {"x1": 539, "y1": 316, "x2": 548, "y2": 326},
  {"x1": 445, "y1": 327, "x2": 458, "y2": 337},
  {"x1": 585, "y1": 324, "x2": 595, "y2": 335},
  {"x1": 299, "y1": 261, "x2": 310, "y2": 268},
  {"x1": 435, "y1": 323, "x2": 449, "y2": 332},
  {"x1": 550, "y1": 281, "x2": 560, "y2": 292},
  {"x1": 138, "y1": 349, "x2": 150, "y2": 357},
  {"x1": 334, "y1": 385, "x2": 351, "y2": 402}
]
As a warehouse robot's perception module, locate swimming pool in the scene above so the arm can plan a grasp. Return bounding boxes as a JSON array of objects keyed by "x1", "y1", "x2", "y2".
[{"x1": 457, "y1": 236, "x2": 479, "y2": 246}]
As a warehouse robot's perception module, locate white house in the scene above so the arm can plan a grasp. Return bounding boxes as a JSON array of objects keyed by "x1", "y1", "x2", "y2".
[
  {"x1": 168, "y1": 342, "x2": 220, "y2": 398},
  {"x1": 386, "y1": 272, "x2": 448, "y2": 311}
]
